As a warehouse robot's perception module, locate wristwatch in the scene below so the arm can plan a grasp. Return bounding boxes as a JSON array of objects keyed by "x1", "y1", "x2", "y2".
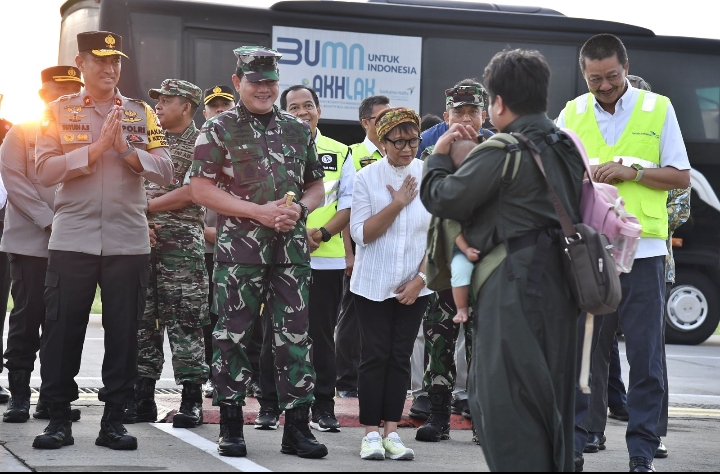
[
  {"x1": 294, "y1": 198, "x2": 309, "y2": 221},
  {"x1": 417, "y1": 271, "x2": 427, "y2": 286},
  {"x1": 319, "y1": 227, "x2": 332, "y2": 242},
  {"x1": 631, "y1": 164, "x2": 644, "y2": 182},
  {"x1": 120, "y1": 140, "x2": 135, "y2": 159}
]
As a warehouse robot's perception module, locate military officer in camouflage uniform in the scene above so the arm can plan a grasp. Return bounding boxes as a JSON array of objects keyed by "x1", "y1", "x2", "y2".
[
  {"x1": 189, "y1": 46, "x2": 327, "y2": 459},
  {"x1": 123, "y1": 80, "x2": 209, "y2": 429},
  {"x1": 414, "y1": 82, "x2": 492, "y2": 443}
]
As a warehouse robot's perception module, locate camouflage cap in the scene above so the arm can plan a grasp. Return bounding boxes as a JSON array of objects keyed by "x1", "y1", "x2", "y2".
[
  {"x1": 148, "y1": 79, "x2": 203, "y2": 107},
  {"x1": 445, "y1": 85, "x2": 486, "y2": 109},
  {"x1": 233, "y1": 46, "x2": 282, "y2": 83}
]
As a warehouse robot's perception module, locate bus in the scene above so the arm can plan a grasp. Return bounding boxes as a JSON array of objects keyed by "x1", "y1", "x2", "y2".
[{"x1": 58, "y1": 0, "x2": 720, "y2": 344}]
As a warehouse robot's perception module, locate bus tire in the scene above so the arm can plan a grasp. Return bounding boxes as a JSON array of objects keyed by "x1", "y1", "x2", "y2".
[{"x1": 665, "y1": 269, "x2": 720, "y2": 346}]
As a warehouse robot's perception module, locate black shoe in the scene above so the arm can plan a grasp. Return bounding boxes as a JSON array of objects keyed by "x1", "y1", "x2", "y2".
[
  {"x1": 629, "y1": 456, "x2": 655, "y2": 472},
  {"x1": 218, "y1": 403, "x2": 247, "y2": 457},
  {"x1": 609, "y1": 405, "x2": 630, "y2": 422},
  {"x1": 409, "y1": 394, "x2": 431, "y2": 420},
  {"x1": 32, "y1": 403, "x2": 74, "y2": 450},
  {"x1": 451, "y1": 397, "x2": 472, "y2": 420},
  {"x1": 34, "y1": 401, "x2": 81, "y2": 422},
  {"x1": 575, "y1": 452, "x2": 584, "y2": 472},
  {"x1": 655, "y1": 440, "x2": 668, "y2": 459},
  {"x1": 310, "y1": 411, "x2": 340, "y2": 433},
  {"x1": 415, "y1": 391, "x2": 451, "y2": 442},
  {"x1": 584, "y1": 432, "x2": 607, "y2": 453},
  {"x1": 254, "y1": 407, "x2": 280, "y2": 430},
  {"x1": 173, "y1": 382, "x2": 203, "y2": 428},
  {"x1": 337, "y1": 389, "x2": 358, "y2": 398},
  {"x1": 96, "y1": 403, "x2": 138, "y2": 450},
  {"x1": 123, "y1": 377, "x2": 157, "y2": 424},
  {"x1": 247, "y1": 380, "x2": 262, "y2": 399},
  {"x1": 3, "y1": 370, "x2": 31, "y2": 423},
  {"x1": 203, "y1": 380, "x2": 215, "y2": 399},
  {"x1": 281, "y1": 405, "x2": 328, "y2": 459},
  {"x1": 0, "y1": 386, "x2": 8, "y2": 404}
]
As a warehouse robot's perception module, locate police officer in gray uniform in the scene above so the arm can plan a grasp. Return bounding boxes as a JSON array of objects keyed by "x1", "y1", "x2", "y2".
[{"x1": 32, "y1": 31, "x2": 173, "y2": 451}]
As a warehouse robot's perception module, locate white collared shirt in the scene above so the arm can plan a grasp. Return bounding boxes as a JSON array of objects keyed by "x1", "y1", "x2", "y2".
[
  {"x1": 363, "y1": 136, "x2": 380, "y2": 157},
  {"x1": 557, "y1": 81, "x2": 690, "y2": 259},
  {"x1": 350, "y1": 157, "x2": 433, "y2": 302}
]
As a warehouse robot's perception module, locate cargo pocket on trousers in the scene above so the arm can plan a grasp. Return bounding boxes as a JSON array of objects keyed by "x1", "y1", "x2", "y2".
[
  {"x1": 44, "y1": 271, "x2": 60, "y2": 321},
  {"x1": 138, "y1": 269, "x2": 149, "y2": 321}
]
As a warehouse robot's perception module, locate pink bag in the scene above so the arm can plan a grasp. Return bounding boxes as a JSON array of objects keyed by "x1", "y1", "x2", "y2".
[{"x1": 561, "y1": 128, "x2": 642, "y2": 274}]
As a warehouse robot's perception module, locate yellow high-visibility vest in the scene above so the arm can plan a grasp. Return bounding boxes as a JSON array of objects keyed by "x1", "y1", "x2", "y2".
[{"x1": 563, "y1": 90, "x2": 669, "y2": 240}]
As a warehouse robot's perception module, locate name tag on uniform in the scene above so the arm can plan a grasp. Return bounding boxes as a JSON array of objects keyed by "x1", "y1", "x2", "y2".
[{"x1": 320, "y1": 153, "x2": 338, "y2": 172}]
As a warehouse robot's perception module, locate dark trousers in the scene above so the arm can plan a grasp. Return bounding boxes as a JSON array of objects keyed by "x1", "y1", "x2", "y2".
[
  {"x1": 608, "y1": 336, "x2": 628, "y2": 409},
  {"x1": 618, "y1": 257, "x2": 666, "y2": 459},
  {"x1": 0, "y1": 225, "x2": 12, "y2": 374},
  {"x1": 574, "y1": 313, "x2": 603, "y2": 455},
  {"x1": 335, "y1": 274, "x2": 360, "y2": 392},
  {"x1": 308, "y1": 269, "x2": 343, "y2": 413},
  {"x1": 582, "y1": 291, "x2": 669, "y2": 440},
  {"x1": 40, "y1": 250, "x2": 149, "y2": 404},
  {"x1": 4, "y1": 255, "x2": 48, "y2": 372},
  {"x1": 202, "y1": 252, "x2": 261, "y2": 378},
  {"x1": 355, "y1": 294, "x2": 428, "y2": 426}
]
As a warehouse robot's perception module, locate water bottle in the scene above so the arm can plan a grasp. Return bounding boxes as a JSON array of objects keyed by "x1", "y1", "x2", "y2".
[{"x1": 612, "y1": 220, "x2": 642, "y2": 273}]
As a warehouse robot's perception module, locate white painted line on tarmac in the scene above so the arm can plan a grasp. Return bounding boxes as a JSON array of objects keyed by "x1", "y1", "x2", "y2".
[
  {"x1": 670, "y1": 394, "x2": 720, "y2": 399},
  {"x1": 150, "y1": 423, "x2": 272, "y2": 472},
  {"x1": 620, "y1": 352, "x2": 720, "y2": 361},
  {"x1": 0, "y1": 445, "x2": 31, "y2": 472}
]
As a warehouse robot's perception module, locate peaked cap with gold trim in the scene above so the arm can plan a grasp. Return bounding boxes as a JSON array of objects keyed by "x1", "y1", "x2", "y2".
[
  {"x1": 77, "y1": 31, "x2": 129, "y2": 59},
  {"x1": 203, "y1": 85, "x2": 235, "y2": 105},
  {"x1": 41, "y1": 66, "x2": 84, "y2": 86}
]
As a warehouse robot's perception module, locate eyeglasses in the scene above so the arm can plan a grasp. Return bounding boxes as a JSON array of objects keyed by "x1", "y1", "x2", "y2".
[
  {"x1": 362, "y1": 116, "x2": 376, "y2": 122},
  {"x1": 384, "y1": 137, "x2": 422, "y2": 150}
]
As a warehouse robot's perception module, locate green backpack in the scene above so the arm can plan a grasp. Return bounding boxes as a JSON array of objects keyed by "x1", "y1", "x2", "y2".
[{"x1": 424, "y1": 133, "x2": 523, "y2": 292}]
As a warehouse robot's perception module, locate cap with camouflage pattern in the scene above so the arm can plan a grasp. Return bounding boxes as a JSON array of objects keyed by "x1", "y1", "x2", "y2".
[
  {"x1": 148, "y1": 79, "x2": 203, "y2": 107},
  {"x1": 233, "y1": 46, "x2": 282, "y2": 83},
  {"x1": 445, "y1": 85, "x2": 486, "y2": 109}
]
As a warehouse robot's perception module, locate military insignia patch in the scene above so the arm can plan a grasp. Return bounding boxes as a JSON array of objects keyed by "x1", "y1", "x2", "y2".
[
  {"x1": 64, "y1": 105, "x2": 86, "y2": 122},
  {"x1": 320, "y1": 153, "x2": 338, "y2": 172},
  {"x1": 114, "y1": 98, "x2": 123, "y2": 106},
  {"x1": 68, "y1": 68, "x2": 77, "y2": 77},
  {"x1": 123, "y1": 110, "x2": 142, "y2": 123},
  {"x1": 213, "y1": 86, "x2": 222, "y2": 94},
  {"x1": 84, "y1": 96, "x2": 93, "y2": 106},
  {"x1": 77, "y1": 133, "x2": 89, "y2": 141},
  {"x1": 105, "y1": 35, "x2": 116, "y2": 49},
  {"x1": 64, "y1": 133, "x2": 75, "y2": 142},
  {"x1": 127, "y1": 134, "x2": 143, "y2": 143}
]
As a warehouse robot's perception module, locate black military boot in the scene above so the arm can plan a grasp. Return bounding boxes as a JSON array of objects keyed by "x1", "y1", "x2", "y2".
[
  {"x1": 3, "y1": 370, "x2": 31, "y2": 423},
  {"x1": 32, "y1": 403, "x2": 74, "y2": 449},
  {"x1": 96, "y1": 402, "x2": 138, "y2": 450},
  {"x1": 34, "y1": 400, "x2": 81, "y2": 421},
  {"x1": 281, "y1": 404, "x2": 328, "y2": 459},
  {"x1": 173, "y1": 382, "x2": 204, "y2": 428},
  {"x1": 415, "y1": 390, "x2": 451, "y2": 442},
  {"x1": 123, "y1": 377, "x2": 157, "y2": 424},
  {"x1": 218, "y1": 403, "x2": 247, "y2": 457}
]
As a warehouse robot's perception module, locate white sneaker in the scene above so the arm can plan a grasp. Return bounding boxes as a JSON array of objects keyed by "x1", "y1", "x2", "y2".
[
  {"x1": 383, "y1": 432, "x2": 415, "y2": 460},
  {"x1": 360, "y1": 432, "x2": 385, "y2": 460}
]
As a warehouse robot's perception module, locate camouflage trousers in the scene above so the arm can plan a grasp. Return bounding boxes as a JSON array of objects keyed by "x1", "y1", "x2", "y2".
[
  {"x1": 212, "y1": 262, "x2": 315, "y2": 410},
  {"x1": 137, "y1": 253, "x2": 210, "y2": 385},
  {"x1": 423, "y1": 290, "x2": 473, "y2": 392}
]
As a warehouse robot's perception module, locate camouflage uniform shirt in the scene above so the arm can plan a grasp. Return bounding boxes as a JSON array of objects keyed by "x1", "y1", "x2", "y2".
[
  {"x1": 190, "y1": 102, "x2": 324, "y2": 264},
  {"x1": 666, "y1": 187, "x2": 691, "y2": 283}
]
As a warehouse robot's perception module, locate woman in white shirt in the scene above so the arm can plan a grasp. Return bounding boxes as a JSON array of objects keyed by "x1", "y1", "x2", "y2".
[{"x1": 350, "y1": 107, "x2": 432, "y2": 461}]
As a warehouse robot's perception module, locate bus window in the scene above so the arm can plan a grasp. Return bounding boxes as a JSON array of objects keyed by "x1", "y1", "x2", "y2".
[
  {"x1": 628, "y1": 49, "x2": 720, "y2": 142},
  {"x1": 59, "y1": 0, "x2": 100, "y2": 65},
  {"x1": 697, "y1": 88, "x2": 719, "y2": 140},
  {"x1": 420, "y1": 37, "x2": 577, "y2": 119},
  {"x1": 129, "y1": 12, "x2": 182, "y2": 103}
]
